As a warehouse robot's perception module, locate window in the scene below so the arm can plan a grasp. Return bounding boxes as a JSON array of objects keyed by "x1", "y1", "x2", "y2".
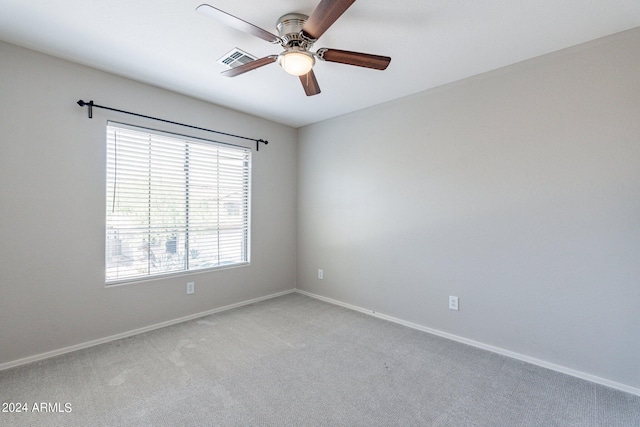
[{"x1": 105, "y1": 122, "x2": 251, "y2": 284}]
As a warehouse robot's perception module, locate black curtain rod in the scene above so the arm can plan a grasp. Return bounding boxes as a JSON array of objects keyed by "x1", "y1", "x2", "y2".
[{"x1": 77, "y1": 100, "x2": 268, "y2": 151}]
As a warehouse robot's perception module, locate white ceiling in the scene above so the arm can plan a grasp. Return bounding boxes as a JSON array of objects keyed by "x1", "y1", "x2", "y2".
[{"x1": 1, "y1": 0, "x2": 639, "y2": 128}]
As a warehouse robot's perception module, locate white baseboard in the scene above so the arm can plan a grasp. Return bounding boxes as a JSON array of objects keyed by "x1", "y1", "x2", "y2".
[
  {"x1": 0, "y1": 289, "x2": 296, "y2": 372},
  {"x1": 4, "y1": 287, "x2": 637, "y2": 397},
  {"x1": 295, "y1": 289, "x2": 640, "y2": 397}
]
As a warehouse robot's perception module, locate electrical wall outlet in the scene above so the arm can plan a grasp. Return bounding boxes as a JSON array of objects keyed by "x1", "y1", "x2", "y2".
[
  {"x1": 187, "y1": 282, "x2": 195, "y2": 295},
  {"x1": 318, "y1": 269, "x2": 323, "y2": 280},
  {"x1": 449, "y1": 296, "x2": 459, "y2": 311}
]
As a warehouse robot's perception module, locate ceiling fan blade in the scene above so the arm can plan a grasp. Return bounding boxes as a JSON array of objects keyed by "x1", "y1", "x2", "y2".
[
  {"x1": 301, "y1": 0, "x2": 356, "y2": 40},
  {"x1": 196, "y1": 4, "x2": 281, "y2": 44},
  {"x1": 299, "y1": 69, "x2": 321, "y2": 96},
  {"x1": 221, "y1": 56, "x2": 277, "y2": 77},
  {"x1": 317, "y1": 48, "x2": 391, "y2": 70}
]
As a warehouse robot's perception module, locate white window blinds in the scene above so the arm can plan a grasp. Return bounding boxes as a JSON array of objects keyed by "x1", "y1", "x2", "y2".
[{"x1": 106, "y1": 123, "x2": 251, "y2": 284}]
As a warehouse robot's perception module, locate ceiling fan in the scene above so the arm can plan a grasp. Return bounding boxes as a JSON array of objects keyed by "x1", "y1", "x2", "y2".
[{"x1": 196, "y1": 0, "x2": 391, "y2": 96}]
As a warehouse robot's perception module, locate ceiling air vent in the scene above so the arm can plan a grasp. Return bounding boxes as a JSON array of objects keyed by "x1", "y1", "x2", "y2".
[{"x1": 217, "y1": 48, "x2": 258, "y2": 68}]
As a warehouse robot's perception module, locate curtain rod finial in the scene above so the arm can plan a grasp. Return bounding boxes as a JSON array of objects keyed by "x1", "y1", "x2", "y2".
[
  {"x1": 256, "y1": 139, "x2": 268, "y2": 151},
  {"x1": 77, "y1": 100, "x2": 93, "y2": 118}
]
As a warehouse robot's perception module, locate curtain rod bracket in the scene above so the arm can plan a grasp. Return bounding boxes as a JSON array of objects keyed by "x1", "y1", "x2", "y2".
[
  {"x1": 76, "y1": 99, "x2": 267, "y2": 150},
  {"x1": 77, "y1": 99, "x2": 93, "y2": 118}
]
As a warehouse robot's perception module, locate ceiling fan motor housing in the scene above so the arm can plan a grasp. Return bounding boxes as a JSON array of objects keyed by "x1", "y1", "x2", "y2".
[{"x1": 276, "y1": 14, "x2": 312, "y2": 48}]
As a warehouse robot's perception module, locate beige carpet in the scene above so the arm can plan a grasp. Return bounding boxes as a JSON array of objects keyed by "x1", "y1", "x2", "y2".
[{"x1": 1, "y1": 293, "x2": 639, "y2": 426}]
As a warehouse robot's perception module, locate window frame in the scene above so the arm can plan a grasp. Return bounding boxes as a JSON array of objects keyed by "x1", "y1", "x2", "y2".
[{"x1": 104, "y1": 121, "x2": 252, "y2": 285}]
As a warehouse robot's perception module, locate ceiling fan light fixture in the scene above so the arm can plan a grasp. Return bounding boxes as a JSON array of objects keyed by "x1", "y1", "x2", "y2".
[{"x1": 279, "y1": 50, "x2": 315, "y2": 76}]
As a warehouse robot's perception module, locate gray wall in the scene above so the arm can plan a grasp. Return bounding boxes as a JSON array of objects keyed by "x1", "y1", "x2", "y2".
[
  {"x1": 0, "y1": 41, "x2": 297, "y2": 364},
  {"x1": 297, "y1": 28, "x2": 640, "y2": 390},
  {"x1": 2, "y1": 27, "x2": 639, "y2": 393}
]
